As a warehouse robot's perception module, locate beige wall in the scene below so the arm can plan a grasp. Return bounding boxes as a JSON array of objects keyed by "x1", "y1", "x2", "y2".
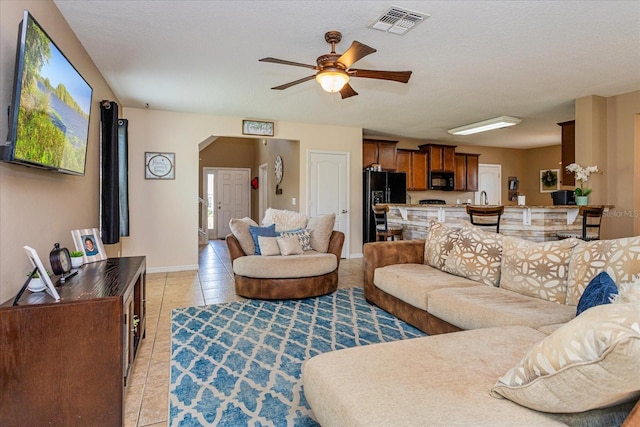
[
  {"x1": 0, "y1": 1, "x2": 118, "y2": 302},
  {"x1": 122, "y1": 108, "x2": 362, "y2": 270}
]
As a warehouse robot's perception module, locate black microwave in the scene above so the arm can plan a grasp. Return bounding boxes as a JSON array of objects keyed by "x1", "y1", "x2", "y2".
[{"x1": 429, "y1": 172, "x2": 454, "y2": 191}]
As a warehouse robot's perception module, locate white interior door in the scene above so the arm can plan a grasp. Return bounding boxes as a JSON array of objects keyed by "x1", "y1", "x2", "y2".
[
  {"x1": 216, "y1": 168, "x2": 251, "y2": 238},
  {"x1": 476, "y1": 164, "x2": 502, "y2": 205},
  {"x1": 258, "y1": 163, "x2": 268, "y2": 225},
  {"x1": 309, "y1": 151, "x2": 349, "y2": 258}
]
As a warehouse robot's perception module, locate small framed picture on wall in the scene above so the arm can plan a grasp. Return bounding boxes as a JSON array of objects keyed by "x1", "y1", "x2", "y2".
[{"x1": 71, "y1": 228, "x2": 107, "y2": 264}]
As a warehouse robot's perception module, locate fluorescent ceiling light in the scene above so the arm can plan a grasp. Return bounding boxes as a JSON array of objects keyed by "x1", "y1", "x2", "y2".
[{"x1": 448, "y1": 116, "x2": 522, "y2": 135}]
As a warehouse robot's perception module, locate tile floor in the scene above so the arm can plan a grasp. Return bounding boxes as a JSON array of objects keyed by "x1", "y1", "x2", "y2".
[{"x1": 124, "y1": 239, "x2": 364, "y2": 427}]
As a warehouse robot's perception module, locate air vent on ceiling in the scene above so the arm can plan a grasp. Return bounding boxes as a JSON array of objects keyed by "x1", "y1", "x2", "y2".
[{"x1": 368, "y1": 6, "x2": 429, "y2": 35}]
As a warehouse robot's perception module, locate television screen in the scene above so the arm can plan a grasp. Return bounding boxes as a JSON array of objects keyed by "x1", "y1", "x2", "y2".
[{"x1": 1, "y1": 11, "x2": 93, "y2": 175}]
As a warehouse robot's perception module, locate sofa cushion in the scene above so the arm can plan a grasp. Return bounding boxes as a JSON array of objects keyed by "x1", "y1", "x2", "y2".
[
  {"x1": 249, "y1": 224, "x2": 276, "y2": 255},
  {"x1": 576, "y1": 271, "x2": 618, "y2": 315},
  {"x1": 258, "y1": 236, "x2": 280, "y2": 256},
  {"x1": 491, "y1": 302, "x2": 640, "y2": 413},
  {"x1": 500, "y1": 237, "x2": 581, "y2": 304},
  {"x1": 566, "y1": 235, "x2": 640, "y2": 306},
  {"x1": 278, "y1": 228, "x2": 312, "y2": 251},
  {"x1": 276, "y1": 236, "x2": 303, "y2": 255},
  {"x1": 262, "y1": 208, "x2": 308, "y2": 232},
  {"x1": 229, "y1": 217, "x2": 259, "y2": 255},
  {"x1": 374, "y1": 264, "x2": 481, "y2": 311},
  {"x1": 303, "y1": 326, "x2": 568, "y2": 426},
  {"x1": 307, "y1": 213, "x2": 335, "y2": 253},
  {"x1": 428, "y1": 286, "x2": 576, "y2": 330},
  {"x1": 442, "y1": 223, "x2": 504, "y2": 287},
  {"x1": 232, "y1": 251, "x2": 337, "y2": 279},
  {"x1": 423, "y1": 221, "x2": 459, "y2": 269}
]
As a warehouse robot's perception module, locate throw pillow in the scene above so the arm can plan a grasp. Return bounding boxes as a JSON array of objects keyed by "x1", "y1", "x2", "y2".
[
  {"x1": 424, "y1": 221, "x2": 459, "y2": 270},
  {"x1": 491, "y1": 302, "x2": 640, "y2": 413},
  {"x1": 610, "y1": 275, "x2": 640, "y2": 304},
  {"x1": 307, "y1": 213, "x2": 335, "y2": 253},
  {"x1": 566, "y1": 235, "x2": 640, "y2": 306},
  {"x1": 229, "y1": 217, "x2": 259, "y2": 255},
  {"x1": 279, "y1": 228, "x2": 312, "y2": 251},
  {"x1": 277, "y1": 236, "x2": 303, "y2": 256},
  {"x1": 257, "y1": 236, "x2": 280, "y2": 256},
  {"x1": 500, "y1": 237, "x2": 582, "y2": 304},
  {"x1": 576, "y1": 271, "x2": 618, "y2": 315},
  {"x1": 442, "y1": 223, "x2": 503, "y2": 286},
  {"x1": 249, "y1": 224, "x2": 276, "y2": 255},
  {"x1": 262, "y1": 208, "x2": 308, "y2": 232}
]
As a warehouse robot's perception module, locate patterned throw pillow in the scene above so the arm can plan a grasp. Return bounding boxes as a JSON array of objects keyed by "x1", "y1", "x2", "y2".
[
  {"x1": 491, "y1": 302, "x2": 640, "y2": 413},
  {"x1": 249, "y1": 224, "x2": 276, "y2": 255},
  {"x1": 500, "y1": 237, "x2": 581, "y2": 304},
  {"x1": 278, "y1": 229, "x2": 312, "y2": 251},
  {"x1": 566, "y1": 236, "x2": 640, "y2": 306},
  {"x1": 576, "y1": 271, "x2": 618, "y2": 315},
  {"x1": 424, "y1": 221, "x2": 459, "y2": 269},
  {"x1": 442, "y1": 223, "x2": 503, "y2": 286}
]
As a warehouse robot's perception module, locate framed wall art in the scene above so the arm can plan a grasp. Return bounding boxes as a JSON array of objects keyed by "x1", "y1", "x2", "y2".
[
  {"x1": 540, "y1": 169, "x2": 560, "y2": 193},
  {"x1": 71, "y1": 228, "x2": 107, "y2": 263},
  {"x1": 145, "y1": 152, "x2": 175, "y2": 179},
  {"x1": 242, "y1": 120, "x2": 274, "y2": 136}
]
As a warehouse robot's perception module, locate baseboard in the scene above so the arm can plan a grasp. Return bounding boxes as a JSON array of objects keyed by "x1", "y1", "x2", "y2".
[
  {"x1": 146, "y1": 264, "x2": 199, "y2": 274},
  {"x1": 349, "y1": 253, "x2": 364, "y2": 259}
]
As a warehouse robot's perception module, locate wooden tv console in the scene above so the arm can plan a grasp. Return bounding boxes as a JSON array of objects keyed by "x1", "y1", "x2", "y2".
[{"x1": 0, "y1": 256, "x2": 146, "y2": 426}]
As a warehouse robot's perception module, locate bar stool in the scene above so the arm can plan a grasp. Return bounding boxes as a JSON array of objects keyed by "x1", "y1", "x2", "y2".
[
  {"x1": 466, "y1": 205, "x2": 505, "y2": 233},
  {"x1": 372, "y1": 205, "x2": 403, "y2": 241},
  {"x1": 556, "y1": 205, "x2": 605, "y2": 241}
]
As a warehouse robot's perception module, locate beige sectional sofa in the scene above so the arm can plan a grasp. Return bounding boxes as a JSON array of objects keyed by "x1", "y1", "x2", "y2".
[{"x1": 303, "y1": 222, "x2": 640, "y2": 426}]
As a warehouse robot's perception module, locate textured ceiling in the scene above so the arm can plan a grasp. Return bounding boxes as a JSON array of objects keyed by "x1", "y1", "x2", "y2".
[{"x1": 53, "y1": 1, "x2": 640, "y2": 149}]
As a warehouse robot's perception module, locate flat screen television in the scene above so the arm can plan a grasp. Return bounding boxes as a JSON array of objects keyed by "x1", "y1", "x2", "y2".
[{"x1": 1, "y1": 10, "x2": 93, "y2": 175}]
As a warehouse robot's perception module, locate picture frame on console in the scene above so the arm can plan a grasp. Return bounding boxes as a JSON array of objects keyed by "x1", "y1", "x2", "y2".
[{"x1": 72, "y1": 228, "x2": 106, "y2": 263}]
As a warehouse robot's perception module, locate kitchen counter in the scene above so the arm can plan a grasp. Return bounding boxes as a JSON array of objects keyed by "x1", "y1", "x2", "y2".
[{"x1": 384, "y1": 204, "x2": 609, "y2": 242}]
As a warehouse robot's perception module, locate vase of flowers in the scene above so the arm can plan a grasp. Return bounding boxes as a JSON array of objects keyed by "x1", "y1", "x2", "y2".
[{"x1": 565, "y1": 163, "x2": 599, "y2": 205}]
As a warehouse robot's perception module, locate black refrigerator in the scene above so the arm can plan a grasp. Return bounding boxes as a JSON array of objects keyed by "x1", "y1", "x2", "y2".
[{"x1": 363, "y1": 170, "x2": 407, "y2": 244}]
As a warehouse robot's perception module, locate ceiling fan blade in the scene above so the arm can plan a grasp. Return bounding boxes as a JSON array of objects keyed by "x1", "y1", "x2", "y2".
[
  {"x1": 337, "y1": 41, "x2": 376, "y2": 68},
  {"x1": 271, "y1": 75, "x2": 316, "y2": 90},
  {"x1": 340, "y1": 83, "x2": 358, "y2": 99},
  {"x1": 259, "y1": 57, "x2": 318, "y2": 70},
  {"x1": 349, "y1": 69, "x2": 412, "y2": 83}
]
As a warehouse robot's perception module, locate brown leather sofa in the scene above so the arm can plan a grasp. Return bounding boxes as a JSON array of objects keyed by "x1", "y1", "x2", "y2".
[{"x1": 226, "y1": 230, "x2": 345, "y2": 299}]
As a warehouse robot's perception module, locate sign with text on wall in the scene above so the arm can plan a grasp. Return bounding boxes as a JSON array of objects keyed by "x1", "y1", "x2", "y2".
[{"x1": 145, "y1": 152, "x2": 175, "y2": 179}]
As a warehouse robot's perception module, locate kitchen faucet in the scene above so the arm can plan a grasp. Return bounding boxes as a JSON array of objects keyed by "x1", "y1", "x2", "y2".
[{"x1": 480, "y1": 191, "x2": 488, "y2": 205}]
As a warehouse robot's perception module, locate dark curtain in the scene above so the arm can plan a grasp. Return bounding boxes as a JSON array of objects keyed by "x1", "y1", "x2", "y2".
[
  {"x1": 100, "y1": 101, "x2": 121, "y2": 244},
  {"x1": 118, "y1": 119, "x2": 130, "y2": 236}
]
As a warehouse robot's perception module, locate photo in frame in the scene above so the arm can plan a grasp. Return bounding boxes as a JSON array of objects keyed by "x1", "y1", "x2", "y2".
[
  {"x1": 71, "y1": 228, "x2": 107, "y2": 263},
  {"x1": 23, "y1": 246, "x2": 60, "y2": 300},
  {"x1": 242, "y1": 120, "x2": 274, "y2": 136},
  {"x1": 540, "y1": 169, "x2": 560, "y2": 193}
]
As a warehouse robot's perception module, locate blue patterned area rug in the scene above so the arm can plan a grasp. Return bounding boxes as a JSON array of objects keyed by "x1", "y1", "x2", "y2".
[{"x1": 169, "y1": 287, "x2": 425, "y2": 426}]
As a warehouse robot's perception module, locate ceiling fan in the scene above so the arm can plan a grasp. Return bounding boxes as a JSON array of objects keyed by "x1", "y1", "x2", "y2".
[{"x1": 259, "y1": 31, "x2": 412, "y2": 99}]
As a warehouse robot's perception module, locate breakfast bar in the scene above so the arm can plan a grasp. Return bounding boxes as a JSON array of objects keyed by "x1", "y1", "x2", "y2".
[{"x1": 385, "y1": 204, "x2": 595, "y2": 242}]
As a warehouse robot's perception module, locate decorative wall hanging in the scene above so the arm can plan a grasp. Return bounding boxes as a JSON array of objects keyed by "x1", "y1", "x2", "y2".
[
  {"x1": 145, "y1": 152, "x2": 175, "y2": 179},
  {"x1": 242, "y1": 120, "x2": 274, "y2": 136},
  {"x1": 540, "y1": 169, "x2": 560, "y2": 193}
]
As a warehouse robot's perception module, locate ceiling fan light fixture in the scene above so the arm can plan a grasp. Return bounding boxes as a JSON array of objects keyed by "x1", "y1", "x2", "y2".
[
  {"x1": 316, "y1": 69, "x2": 350, "y2": 93},
  {"x1": 448, "y1": 116, "x2": 522, "y2": 135}
]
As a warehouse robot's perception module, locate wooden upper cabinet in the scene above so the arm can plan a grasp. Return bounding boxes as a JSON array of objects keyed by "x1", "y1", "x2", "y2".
[
  {"x1": 454, "y1": 153, "x2": 480, "y2": 191},
  {"x1": 411, "y1": 151, "x2": 428, "y2": 191},
  {"x1": 395, "y1": 149, "x2": 412, "y2": 190},
  {"x1": 419, "y1": 144, "x2": 456, "y2": 172},
  {"x1": 363, "y1": 139, "x2": 398, "y2": 170},
  {"x1": 558, "y1": 121, "x2": 575, "y2": 186}
]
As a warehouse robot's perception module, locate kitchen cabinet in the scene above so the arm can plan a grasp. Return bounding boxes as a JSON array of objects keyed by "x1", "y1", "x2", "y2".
[
  {"x1": 395, "y1": 149, "x2": 428, "y2": 190},
  {"x1": 558, "y1": 121, "x2": 575, "y2": 186},
  {"x1": 419, "y1": 144, "x2": 456, "y2": 172},
  {"x1": 363, "y1": 139, "x2": 398, "y2": 170},
  {"x1": 455, "y1": 153, "x2": 480, "y2": 191}
]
